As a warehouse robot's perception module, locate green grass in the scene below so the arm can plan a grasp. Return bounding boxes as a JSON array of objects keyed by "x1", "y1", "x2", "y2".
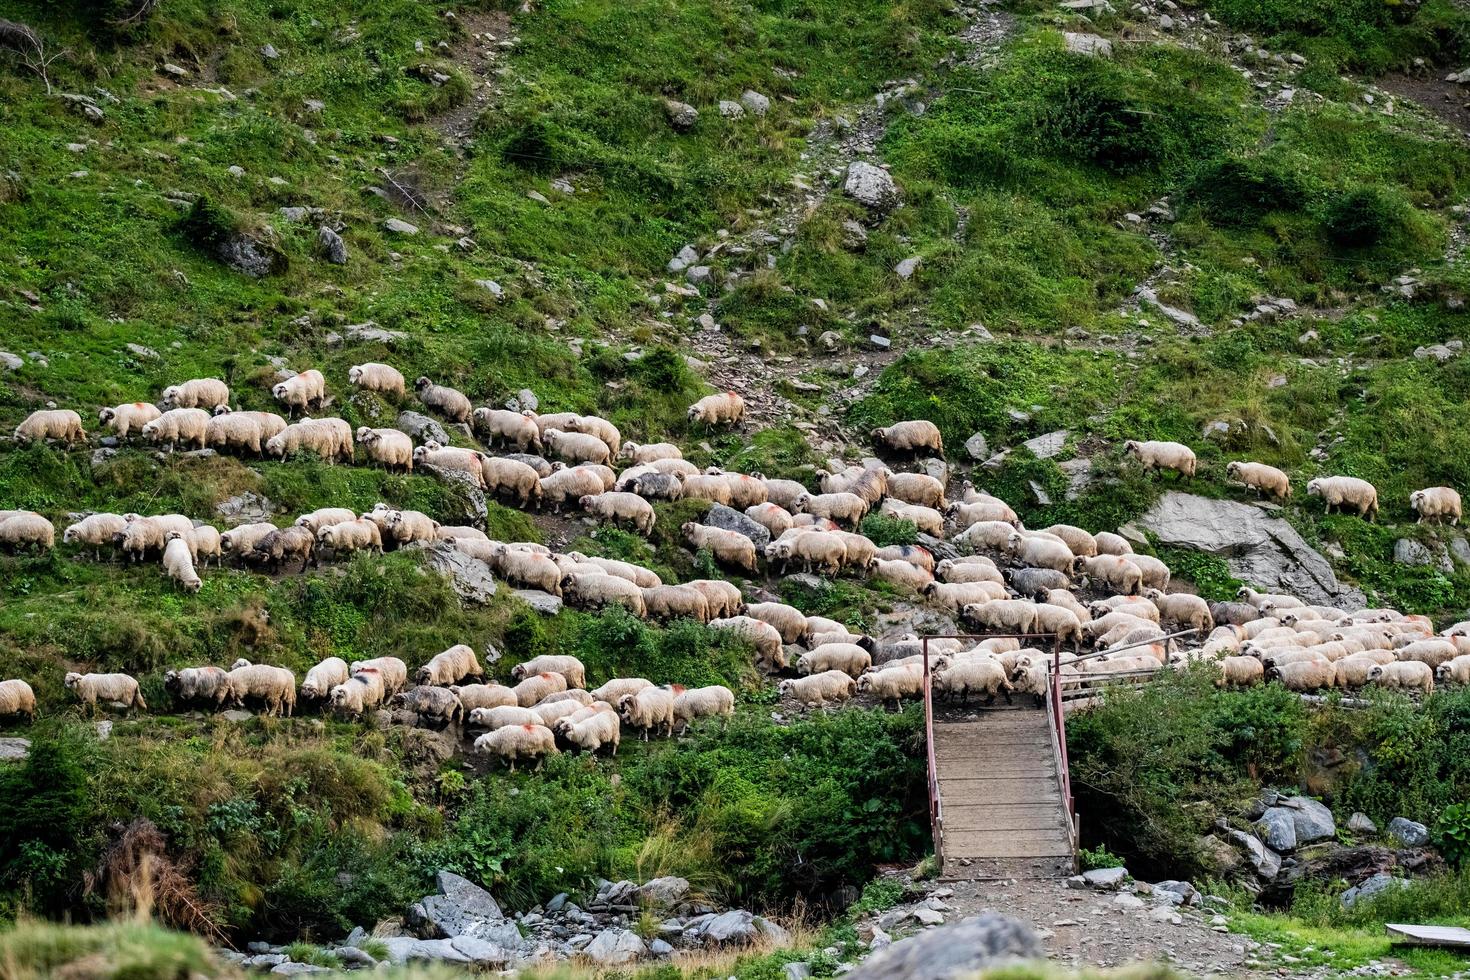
[{"x1": 0, "y1": 918, "x2": 229, "y2": 980}]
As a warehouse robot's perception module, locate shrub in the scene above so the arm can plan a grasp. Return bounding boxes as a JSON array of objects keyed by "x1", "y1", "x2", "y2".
[
  {"x1": 177, "y1": 197, "x2": 237, "y2": 253},
  {"x1": 1322, "y1": 187, "x2": 1411, "y2": 250},
  {"x1": 1435, "y1": 802, "x2": 1470, "y2": 869},
  {"x1": 859, "y1": 513, "x2": 918, "y2": 548},
  {"x1": 1182, "y1": 156, "x2": 1315, "y2": 226},
  {"x1": 1078, "y1": 845, "x2": 1126, "y2": 871}
]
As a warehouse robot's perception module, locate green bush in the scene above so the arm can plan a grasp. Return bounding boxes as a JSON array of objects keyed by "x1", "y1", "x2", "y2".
[
  {"x1": 1078, "y1": 845, "x2": 1126, "y2": 872},
  {"x1": 860, "y1": 513, "x2": 918, "y2": 548},
  {"x1": 1182, "y1": 156, "x2": 1315, "y2": 226},
  {"x1": 1322, "y1": 187, "x2": 1412, "y2": 250},
  {"x1": 1434, "y1": 802, "x2": 1470, "y2": 869}
]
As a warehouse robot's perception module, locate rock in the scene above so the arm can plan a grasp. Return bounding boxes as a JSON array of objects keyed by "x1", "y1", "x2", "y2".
[
  {"x1": 869, "y1": 334, "x2": 892, "y2": 350},
  {"x1": 317, "y1": 226, "x2": 347, "y2": 264},
  {"x1": 221, "y1": 710, "x2": 253, "y2": 723},
  {"x1": 245, "y1": 954, "x2": 287, "y2": 968},
  {"x1": 702, "y1": 504, "x2": 771, "y2": 549},
  {"x1": 334, "y1": 946, "x2": 376, "y2": 968},
  {"x1": 261, "y1": 43, "x2": 280, "y2": 59},
  {"x1": 345, "y1": 322, "x2": 406, "y2": 344},
  {"x1": 216, "y1": 491, "x2": 275, "y2": 524},
  {"x1": 700, "y1": 909, "x2": 757, "y2": 946},
  {"x1": 514, "y1": 589, "x2": 563, "y2": 615},
  {"x1": 649, "y1": 938, "x2": 673, "y2": 956},
  {"x1": 0, "y1": 738, "x2": 32, "y2": 762},
  {"x1": 1340, "y1": 873, "x2": 1410, "y2": 908},
  {"x1": 1413, "y1": 343, "x2": 1459, "y2": 363},
  {"x1": 1392, "y1": 538, "x2": 1450, "y2": 572},
  {"x1": 94, "y1": 721, "x2": 112, "y2": 741},
  {"x1": 1112, "y1": 893, "x2": 1145, "y2": 910},
  {"x1": 719, "y1": 100, "x2": 744, "y2": 117},
  {"x1": 1153, "y1": 880, "x2": 1199, "y2": 905},
  {"x1": 384, "y1": 218, "x2": 419, "y2": 235},
  {"x1": 740, "y1": 90, "x2": 771, "y2": 116},
  {"x1": 845, "y1": 914, "x2": 1040, "y2": 980},
  {"x1": 1082, "y1": 867, "x2": 1127, "y2": 890},
  {"x1": 844, "y1": 162, "x2": 901, "y2": 216},
  {"x1": 583, "y1": 928, "x2": 646, "y2": 964},
  {"x1": 162, "y1": 62, "x2": 189, "y2": 77},
  {"x1": 1022, "y1": 430, "x2": 1068, "y2": 460},
  {"x1": 1280, "y1": 795, "x2": 1336, "y2": 845},
  {"x1": 894, "y1": 256, "x2": 921, "y2": 279},
  {"x1": 214, "y1": 231, "x2": 286, "y2": 278},
  {"x1": 423, "y1": 542, "x2": 497, "y2": 604},
  {"x1": 1226, "y1": 829, "x2": 1282, "y2": 881},
  {"x1": 1387, "y1": 817, "x2": 1429, "y2": 847},
  {"x1": 911, "y1": 908, "x2": 944, "y2": 926},
  {"x1": 1348, "y1": 812, "x2": 1378, "y2": 835},
  {"x1": 841, "y1": 219, "x2": 869, "y2": 250},
  {"x1": 1256, "y1": 808, "x2": 1299, "y2": 852},
  {"x1": 686, "y1": 265, "x2": 713, "y2": 286},
  {"x1": 964, "y1": 432, "x2": 990, "y2": 461},
  {"x1": 0, "y1": 352, "x2": 22, "y2": 371},
  {"x1": 818, "y1": 330, "x2": 843, "y2": 352},
  {"x1": 271, "y1": 964, "x2": 329, "y2": 975},
  {"x1": 668, "y1": 245, "x2": 700, "y2": 273},
  {"x1": 785, "y1": 963, "x2": 813, "y2": 980},
  {"x1": 474, "y1": 279, "x2": 504, "y2": 298},
  {"x1": 396, "y1": 411, "x2": 450, "y2": 447},
  {"x1": 1063, "y1": 32, "x2": 1113, "y2": 57},
  {"x1": 409, "y1": 871, "x2": 505, "y2": 941},
  {"x1": 1130, "y1": 492, "x2": 1366, "y2": 607},
  {"x1": 1134, "y1": 286, "x2": 1201, "y2": 332},
  {"x1": 665, "y1": 100, "x2": 699, "y2": 131},
  {"x1": 639, "y1": 876, "x2": 691, "y2": 910}
]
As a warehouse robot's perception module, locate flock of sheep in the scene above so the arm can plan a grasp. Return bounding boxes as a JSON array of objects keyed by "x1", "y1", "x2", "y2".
[{"x1": 2, "y1": 365, "x2": 1468, "y2": 752}]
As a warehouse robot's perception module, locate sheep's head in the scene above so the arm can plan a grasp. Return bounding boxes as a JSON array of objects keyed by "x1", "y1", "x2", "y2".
[
  {"x1": 1306, "y1": 479, "x2": 1322, "y2": 497},
  {"x1": 415, "y1": 376, "x2": 432, "y2": 390},
  {"x1": 271, "y1": 382, "x2": 289, "y2": 399},
  {"x1": 355, "y1": 426, "x2": 372, "y2": 442},
  {"x1": 64, "y1": 672, "x2": 81, "y2": 689},
  {"x1": 264, "y1": 435, "x2": 285, "y2": 458}
]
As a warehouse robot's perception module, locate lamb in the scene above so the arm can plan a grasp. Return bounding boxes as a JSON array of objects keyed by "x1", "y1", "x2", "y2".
[
  {"x1": 802, "y1": 492, "x2": 868, "y2": 529},
  {"x1": 1073, "y1": 555, "x2": 1143, "y2": 596},
  {"x1": 1124, "y1": 440, "x2": 1196, "y2": 478},
  {"x1": 300, "y1": 657, "x2": 350, "y2": 704},
  {"x1": 474, "y1": 408, "x2": 542, "y2": 452},
  {"x1": 414, "y1": 444, "x2": 486, "y2": 488},
  {"x1": 221, "y1": 522, "x2": 277, "y2": 558},
  {"x1": 687, "y1": 392, "x2": 745, "y2": 425},
  {"x1": 1094, "y1": 532, "x2": 1133, "y2": 556},
  {"x1": 1006, "y1": 532, "x2": 1075, "y2": 575},
  {"x1": 621, "y1": 441, "x2": 682, "y2": 464},
  {"x1": 922, "y1": 580, "x2": 1005, "y2": 613},
  {"x1": 1307, "y1": 476, "x2": 1379, "y2": 520},
  {"x1": 415, "y1": 377, "x2": 472, "y2": 422},
  {"x1": 886, "y1": 472, "x2": 946, "y2": 509},
  {"x1": 316, "y1": 518, "x2": 384, "y2": 557},
  {"x1": 871, "y1": 420, "x2": 943, "y2": 456},
  {"x1": 798, "y1": 643, "x2": 872, "y2": 678},
  {"x1": 511, "y1": 655, "x2": 587, "y2": 690},
  {"x1": 619, "y1": 687, "x2": 677, "y2": 739},
  {"x1": 1367, "y1": 661, "x2": 1435, "y2": 696},
  {"x1": 204, "y1": 412, "x2": 265, "y2": 455},
  {"x1": 872, "y1": 558, "x2": 934, "y2": 591},
  {"x1": 682, "y1": 522, "x2": 758, "y2": 572},
  {"x1": 0, "y1": 678, "x2": 34, "y2": 722},
  {"x1": 1266, "y1": 660, "x2": 1337, "y2": 692},
  {"x1": 492, "y1": 547, "x2": 563, "y2": 595},
  {"x1": 475, "y1": 724, "x2": 559, "y2": 770},
  {"x1": 469, "y1": 705, "x2": 540, "y2": 729},
  {"x1": 390, "y1": 686, "x2": 465, "y2": 727},
  {"x1": 580, "y1": 491, "x2": 656, "y2": 535},
  {"x1": 1436, "y1": 655, "x2": 1470, "y2": 687},
  {"x1": 640, "y1": 584, "x2": 711, "y2": 623},
  {"x1": 1411, "y1": 486, "x2": 1461, "y2": 526},
  {"x1": 678, "y1": 474, "x2": 734, "y2": 505},
  {"x1": 62, "y1": 513, "x2": 126, "y2": 559},
  {"x1": 98, "y1": 402, "x2": 161, "y2": 440},
  {"x1": 671, "y1": 685, "x2": 735, "y2": 733},
  {"x1": 250, "y1": 525, "x2": 315, "y2": 572},
  {"x1": 564, "y1": 415, "x2": 622, "y2": 455},
  {"x1": 349, "y1": 657, "x2": 408, "y2": 697},
  {"x1": 386, "y1": 509, "x2": 439, "y2": 547},
  {"x1": 1144, "y1": 589, "x2": 1213, "y2": 635},
  {"x1": 142, "y1": 408, "x2": 210, "y2": 451},
  {"x1": 513, "y1": 671, "x2": 569, "y2": 707},
  {"x1": 161, "y1": 378, "x2": 230, "y2": 411},
  {"x1": 355, "y1": 427, "x2": 414, "y2": 473},
  {"x1": 539, "y1": 467, "x2": 607, "y2": 513},
  {"x1": 856, "y1": 664, "x2": 924, "y2": 711},
  {"x1": 1226, "y1": 461, "x2": 1292, "y2": 501},
  {"x1": 778, "y1": 670, "x2": 857, "y2": 708},
  {"x1": 416, "y1": 644, "x2": 485, "y2": 686},
  {"x1": 65, "y1": 671, "x2": 146, "y2": 712},
  {"x1": 272, "y1": 369, "x2": 327, "y2": 415},
  {"x1": 743, "y1": 601, "x2": 808, "y2": 644},
  {"x1": 935, "y1": 658, "x2": 1011, "y2": 705},
  {"x1": 543, "y1": 429, "x2": 613, "y2": 466},
  {"x1": 880, "y1": 499, "x2": 944, "y2": 536},
  {"x1": 162, "y1": 532, "x2": 203, "y2": 593},
  {"x1": 348, "y1": 362, "x2": 407, "y2": 397}
]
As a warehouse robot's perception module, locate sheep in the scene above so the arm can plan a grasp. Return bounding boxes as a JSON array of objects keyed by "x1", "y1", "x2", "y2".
[
  {"x1": 1211, "y1": 601, "x2": 1261, "y2": 627},
  {"x1": 65, "y1": 671, "x2": 146, "y2": 713},
  {"x1": 0, "y1": 679, "x2": 36, "y2": 722},
  {"x1": 337, "y1": 659, "x2": 402, "y2": 702},
  {"x1": 745, "y1": 502, "x2": 794, "y2": 538},
  {"x1": 886, "y1": 472, "x2": 946, "y2": 509},
  {"x1": 1034, "y1": 603, "x2": 1086, "y2": 652},
  {"x1": 1073, "y1": 555, "x2": 1143, "y2": 596},
  {"x1": 492, "y1": 547, "x2": 562, "y2": 595},
  {"x1": 1006, "y1": 532, "x2": 1075, "y2": 575},
  {"x1": 62, "y1": 513, "x2": 126, "y2": 559},
  {"x1": 221, "y1": 522, "x2": 277, "y2": 559},
  {"x1": 266, "y1": 418, "x2": 353, "y2": 463},
  {"x1": 142, "y1": 408, "x2": 210, "y2": 451},
  {"x1": 552, "y1": 708, "x2": 621, "y2": 755},
  {"x1": 1337, "y1": 654, "x2": 1394, "y2": 689},
  {"x1": 1124, "y1": 440, "x2": 1196, "y2": 478},
  {"x1": 922, "y1": 580, "x2": 1005, "y2": 613},
  {"x1": 778, "y1": 670, "x2": 857, "y2": 708},
  {"x1": 706, "y1": 616, "x2": 786, "y2": 668},
  {"x1": 475, "y1": 724, "x2": 559, "y2": 770},
  {"x1": 1411, "y1": 486, "x2": 1461, "y2": 526},
  {"x1": 620, "y1": 470, "x2": 684, "y2": 501},
  {"x1": 447, "y1": 685, "x2": 517, "y2": 713},
  {"x1": 390, "y1": 686, "x2": 466, "y2": 727},
  {"x1": 715, "y1": 472, "x2": 769, "y2": 510},
  {"x1": 682, "y1": 522, "x2": 758, "y2": 572},
  {"x1": 742, "y1": 601, "x2": 806, "y2": 644},
  {"x1": 15, "y1": 408, "x2": 84, "y2": 446},
  {"x1": 856, "y1": 664, "x2": 924, "y2": 711},
  {"x1": 543, "y1": 429, "x2": 613, "y2": 466},
  {"x1": 513, "y1": 671, "x2": 569, "y2": 707},
  {"x1": 161, "y1": 378, "x2": 230, "y2": 411},
  {"x1": 760, "y1": 478, "x2": 811, "y2": 512},
  {"x1": 683, "y1": 580, "x2": 742, "y2": 620},
  {"x1": 580, "y1": 491, "x2": 656, "y2": 535},
  {"x1": 802, "y1": 492, "x2": 868, "y2": 529},
  {"x1": 160, "y1": 666, "x2": 231, "y2": 708},
  {"x1": 511, "y1": 655, "x2": 587, "y2": 690},
  {"x1": 871, "y1": 420, "x2": 943, "y2": 456},
  {"x1": 539, "y1": 467, "x2": 607, "y2": 513},
  {"x1": 469, "y1": 705, "x2": 540, "y2": 729},
  {"x1": 271, "y1": 369, "x2": 327, "y2": 415},
  {"x1": 300, "y1": 657, "x2": 350, "y2": 704},
  {"x1": 1367, "y1": 661, "x2": 1434, "y2": 696},
  {"x1": 386, "y1": 509, "x2": 439, "y2": 548},
  {"x1": 1144, "y1": 589, "x2": 1212, "y2": 635},
  {"x1": 348, "y1": 362, "x2": 406, "y2": 397},
  {"x1": 223, "y1": 662, "x2": 296, "y2": 716},
  {"x1": 564, "y1": 570, "x2": 647, "y2": 616},
  {"x1": 766, "y1": 532, "x2": 846, "y2": 577},
  {"x1": 1393, "y1": 640, "x2": 1459, "y2": 669},
  {"x1": 962, "y1": 598, "x2": 1039, "y2": 635},
  {"x1": 797, "y1": 643, "x2": 871, "y2": 678},
  {"x1": 947, "y1": 499, "x2": 1019, "y2": 528},
  {"x1": 415, "y1": 377, "x2": 472, "y2": 422},
  {"x1": 203, "y1": 412, "x2": 264, "y2": 456},
  {"x1": 564, "y1": 415, "x2": 622, "y2": 455},
  {"x1": 1266, "y1": 660, "x2": 1337, "y2": 692},
  {"x1": 316, "y1": 518, "x2": 384, "y2": 558},
  {"x1": 621, "y1": 441, "x2": 682, "y2": 464},
  {"x1": 589, "y1": 679, "x2": 654, "y2": 707},
  {"x1": 509, "y1": 451, "x2": 559, "y2": 476},
  {"x1": 1237, "y1": 588, "x2": 1304, "y2": 611},
  {"x1": 1307, "y1": 476, "x2": 1379, "y2": 520},
  {"x1": 291, "y1": 508, "x2": 355, "y2": 534},
  {"x1": 1226, "y1": 461, "x2": 1292, "y2": 500},
  {"x1": 1008, "y1": 567, "x2": 1071, "y2": 596},
  {"x1": 435, "y1": 526, "x2": 487, "y2": 544},
  {"x1": 671, "y1": 685, "x2": 735, "y2": 733},
  {"x1": 678, "y1": 474, "x2": 734, "y2": 506},
  {"x1": 872, "y1": 558, "x2": 934, "y2": 591},
  {"x1": 249, "y1": 525, "x2": 315, "y2": 572},
  {"x1": 955, "y1": 520, "x2": 1020, "y2": 553},
  {"x1": 935, "y1": 658, "x2": 1011, "y2": 705},
  {"x1": 215, "y1": 408, "x2": 289, "y2": 442},
  {"x1": 467, "y1": 409, "x2": 539, "y2": 454},
  {"x1": 98, "y1": 402, "x2": 161, "y2": 440},
  {"x1": 162, "y1": 532, "x2": 203, "y2": 593},
  {"x1": 640, "y1": 584, "x2": 711, "y2": 623},
  {"x1": 1093, "y1": 531, "x2": 1133, "y2": 556},
  {"x1": 619, "y1": 687, "x2": 677, "y2": 739},
  {"x1": 411, "y1": 444, "x2": 484, "y2": 488},
  {"x1": 876, "y1": 544, "x2": 935, "y2": 573},
  {"x1": 566, "y1": 553, "x2": 661, "y2": 588},
  {"x1": 1436, "y1": 655, "x2": 1470, "y2": 687},
  {"x1": 880, "y1": 499, "x2": 944, "y2": 536},
  {"x1": 687, "y1": 392, "x2": 745, "y2": 426},
  {"x1": 355, "y1": 427, "x2": 414, "y2": 473},
  {"x1": 466, "y1": 456, "x2": 539, "y2": 508},
  {"x1": 562, "y1": 462, "x2": 616, "y2": 492},
  {"x1": 1199, "y1": 624, "x2": 1246, "y2": 658},
  {"x1": 415, "y1": 644, "x2": 484, "y2": 687}
]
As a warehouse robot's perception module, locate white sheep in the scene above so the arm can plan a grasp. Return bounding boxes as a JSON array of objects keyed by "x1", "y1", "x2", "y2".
[
  {"x1": 935, "y1": 658, "x2": 1011, "y2": 705},
  {"x1": 779, "y1": 670, "x2": 856, "y2": 708},
  {"x1": 562, "y1": 571, "x2": 646, "y2": 616},
  {"x1": 513, "y1": 672, "x2": 568, "y2": 707},
  {"x1": 1367, "y1": 660, "x2": 1434, "y2": 696},
  {"x1": 98, "y1": 402, "x2": 161, "y2": 440},
  {"x1": 470, "y1": 408, "x2": 539, "y2": 452},
  {"x1": 1411, "y1": 486, "x2": 1461, "y2": 526},
  {"x1": 204, "y1": 412, "x2": 265, "y2": 455},
  {"x1": 65, "y1": 671, "x2": 146, "y2": 712},
  {"x1": 330, "y1": 671, "x2": 386, "y2": 716},
  {"x1": 266, "y1": 418, "x2": 351, "y2": 463},
  {"x1": 580, "y1": 491, "x2": 656, "y2": 535},
  {"x1": 684, "y1": 579, "x2": 743, "y2": 619},
  {"x1": 922, "y1": 580, "x2": 1005, "y2": 613},
  {"x1": 872, "y1": 558, "x2": 934, "y2": 591},
  {"x1": 451, "y1": 684, "x2": 520, "y2": 711},
  {"x1": 1124, "y1": 440, "x2": 1196, "y2": 478},
  {"x1": 349, "y1": 657, "x2": 408, "y2": 697},
  {"x1": 554, "y1": 709, "x2": 621, "y2": 755},
  {"x1": 161, "y1": 378, "x2": 230, "y2": 411},
  {"x1": 619, "y1": 687, "x2": 677, "y2": 739},
  {"x1": 1307, "y1": 476, "x2": 1379, "y2": 521},
  {"x1": 1006, "y1": 532, "x2": 1075, "y2": 575},
  {"x1": 687, "y1": 392, "x2": 745, "y2": 425},
  {"x1": 1094, "y1": 531, "x2": 1133, "y2": 556},
  {"x1": 0, "y1": 679, "x2": 37, "y2": 722},
  {"x1": 511, "y1": 655, "x2": 587, "y2": 689},
  {"x1": 142, "y1": 408, "x2": 210, "y2": 451},
  {"x1": 856, "y1": 664, "x2": 924, "y2": 711},
  {"x1": 348, "y1": 362, "x2": 406, "y2": 397},
  {"x1": 706, "y1": 616, "x2": 785, "y2": 669},
  {"x1": 880, "y1": 499, "x2": 944, "y2": 536},
  {"x1": 63, "y1": 513, "x2": 126, "y2": 559},
  {"x1": 493, "y1": 547, "x2": 563, "y2": 594},
  {"x1": 1145, "y1": 589, "x2": 1212, "y2": 635},
  {"x1": 1226, "y1": 461, "x2": 1292, "y2": 500},
  {"x1": 416, "y1": 644, "x2": 484, "y2": 686},
  {"x1": 468, "y1": 704, "x2": 540, "y2": 729},
  {"x1": 542, "y1": 429, "x2": 612, "y2": 466},
  {"x1": 221, "y1": 522, "x2": 277, "y2": 558},
  {"x1": 760, "y1": 478, "x2": 811, "y2": 512},
  {"x1": 802, "y1": 492, "x2": 868, "y2": 529},
  {"x1": 640, "y1": 584, "x2": 711, "y2": 623},
  {"x1": 475, "y1": 723, "x2": 559, "y2": 770},
  {"x1": 316, "y1": 518, "x2": 384, "y2": 558},
  {"x1": 1266, "y1": 660, "x2": 1337, "y2": 692},
  {"x1": 797, "y1": 643, "x2": 871, "y2": 678},
  {"x1": 0, "y1": 513, "x2": 54, "y2": 553},
  {"x1": 539, "y1": 466, "x2": 606, "y2": 513},
  {"x1": 353, "y1": 427, "x2": 413, "y2": 473},
  {"x1": 565, "y1": 415, "x2": 622, "y2": 455},
  {"x1": 412, "y1": 444, "x2": 485, "y2": 488},
  {"x1": 415, "y1": 377, "x2": 472, "y2": 422},
  {"x1": 671, "y1": 685, "x2": 735, "y2": 733},
  {"x1": 1073, "y1": 555, "x2": 1143, "y2": 596},
  {"x1": 677, "y1": 474, "x2": 733, "y2": 506},
  {"x1": 300, "y1": 657, "x2": 351, "y2": 704},
  {"x1": 621, "y1": 441, "x2": 682, "y2": 464},
  {"x1": 871, "y1": 420, "x2": 943, "y2": 456},
  {"x1": 386, "y1": 509, "x2": 439, "y2": 547},
  {"x1": 162, "y1": 531, "x2": 202, "y2": 593},
  {"x1": 683, "y1": 522, "x2": 758, "y2": 572},
  {"x1": 272, "y1": 369, "x2": 326, "y2": 415},
  {"x1": 227, "y1": 662, "x2": 297, "y2": 715},
  {"x1": 948, "y1": 498, "x2": 1019, "y2": 528},
  {"x1": 1436, "y1": 655, "x2": 1470, "y2": 687},
  {"x1": 590, "y1": 678, "x2": 654, "y2": 705}
]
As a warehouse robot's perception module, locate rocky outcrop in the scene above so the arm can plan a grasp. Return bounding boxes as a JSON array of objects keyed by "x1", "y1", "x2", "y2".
[
  {"x1": 845, "y1": 914, "x2": 1040, "y2": 980},
  {"x1": 1124, "y1": 492, "x2": 1365, "y2": 607},
  {"x1": 423, "y1": 542, "x2": 497, "y2": 604}
]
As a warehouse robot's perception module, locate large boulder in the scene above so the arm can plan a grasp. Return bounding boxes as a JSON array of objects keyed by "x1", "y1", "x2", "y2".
[
  {"x1": 423, "y1": 542, "x2": 497, "y2": 605},
  {"x1": 1280, "y1": 795, "x2": 1336, "y2": 845},
  {"x1": 409, "y1": 871, "x2": 505, "y2": 940},
  {"x1": 639, "y1": 876, "x2": 691, "y2": 910},
  {"x1": 397, "y1": 411, "x2": 450, "y2": 447},
  {"x1": 1226, "y1": 829, "x2": 1282, "y2": 882},
  {"x1": 1124, "y1": 492, "x2": 1366, "y2": 607},
  {"x1": 1255, "y1": 808, "x2": 1298, "y2": 852},
  {"x1": 845, "y1": 914, "x2": 1040, "y2": 980},
  {"x1": 844, "y1": 162, "x2": 901, "y2": 216},
  {"x1": 704, "y1": 504, "x2": 771, "y2": 549},
  {"x1": 1340, "y1": 873, "x2": 1410, "y2": 908},
  {"x1": 1387, "y1": 817, "x2": 1430, "y2": 847}
]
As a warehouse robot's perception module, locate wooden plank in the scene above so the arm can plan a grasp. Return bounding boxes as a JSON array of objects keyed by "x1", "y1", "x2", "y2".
[{"x1": 1386, "y1": 924, "x2": 1470, "y2": 948}]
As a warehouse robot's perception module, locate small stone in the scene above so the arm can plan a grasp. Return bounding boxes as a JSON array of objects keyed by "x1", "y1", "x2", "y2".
[
  {"x1": 384, "y1": 218, "x2": 419, "y2": 235},
  {"x1": 474, "y1": 279, "x2": 504, "y2": 297},
  {"x1": 894, "y1": 256, "x2": 921, "y2": 279},
  {"x1": 844, "y1": 161, "x2": 901, "y2": 215},
  {"x1": 1348, "y1": 812, "x2": 1377, "y2": 835},
  {"x1": 718, "y1": 100, "x2": 744, "y2": 117},
  {"x1": 1083, "y1": 867, "x2": 1128, "y2": 890},
  {"x1": 162, "y1": 62, "x2": 188, "y2": 77},
  {"x1": 785, "y1": 963, "x2": 813, "y2": 980},
  {"x1": 317, "y1": 226, "x2": 347, "y2": 264},
  {"x1": 0, "y1": 352, "x2": 22, "y2": 371},
  {"x1": 665, "y1": 100, "x2": 699, "y2": 131},
  {"x1": 527, "y1": 190, "x2": 550, "y2": 204},
  {"x1": 869, "y1": 334, "x2": 891, "y2": 350},
  {"x1": 741, "y1": 90, "x2": 771, "y2": 116},
  {"x1": 261, "y1": 43, "x2": 281, "y2": 59}
]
